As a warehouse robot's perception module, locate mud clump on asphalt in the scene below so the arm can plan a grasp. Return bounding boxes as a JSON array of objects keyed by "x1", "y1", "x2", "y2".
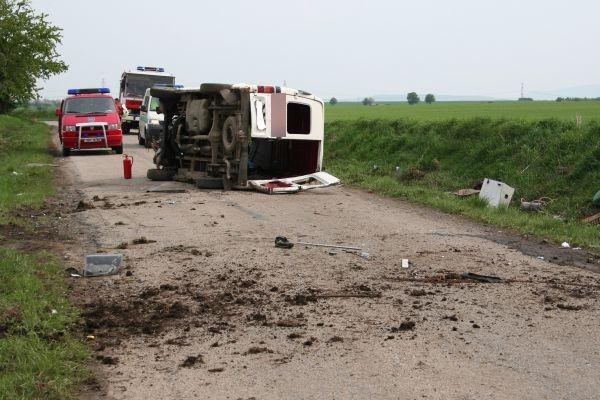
[
  {"x1": 180, "y1": 354, "x2": 204, "y2": 368},
  {"x1": 390, "y1": 320, "x2": 416, "y2": 332},
  {"x1": 285, "y1": 293, "x2": 317, "y2": 305},
  {"x1": 96, "y1": 355, "x2": 119, "y2": 365},
  {"x1": 76, "y1": 200, "x2": 95, "y2": 211},
  {"x1": 132, "y1": 236, "x2": 156, "y2": 245},
  {"x1": 243, "y1": 347, "x2": 273, "y2": 355}
]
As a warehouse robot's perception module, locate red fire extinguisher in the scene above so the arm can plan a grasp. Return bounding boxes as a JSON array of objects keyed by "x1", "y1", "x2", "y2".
[{"x1": 123, "y1": 154, "x2": 133, "y2": 179}]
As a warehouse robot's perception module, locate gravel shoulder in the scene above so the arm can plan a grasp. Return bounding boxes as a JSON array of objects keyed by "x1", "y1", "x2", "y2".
[{"x1": 52, "y1": 132, "x2": 600, "y2": 400}]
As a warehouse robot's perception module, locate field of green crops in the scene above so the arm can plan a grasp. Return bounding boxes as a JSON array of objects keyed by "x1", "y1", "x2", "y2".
[{"x1": 325, "y1": 101, "x2": 600, "y2": 122}]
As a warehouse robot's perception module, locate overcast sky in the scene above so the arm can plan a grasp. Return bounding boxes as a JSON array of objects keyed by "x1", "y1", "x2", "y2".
[{"x1": 32, "y1": 0, "x2": 600, "y2": 100}]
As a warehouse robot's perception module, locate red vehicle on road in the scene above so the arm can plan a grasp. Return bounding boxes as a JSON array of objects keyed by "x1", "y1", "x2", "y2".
[{"x1": 56, "y1": 88, "x2": 123, "y2": 156}]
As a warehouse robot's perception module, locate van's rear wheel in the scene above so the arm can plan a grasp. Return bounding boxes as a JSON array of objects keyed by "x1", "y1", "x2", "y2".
[
  {"x1": 138, "y1": 131, "x2": 145, "y2": 146},
  {"x1": 147, "y1": 168, "x2": 175, "y2": 181}
]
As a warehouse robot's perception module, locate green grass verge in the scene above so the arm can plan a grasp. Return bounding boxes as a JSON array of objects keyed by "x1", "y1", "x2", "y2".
[
  {"x1": 326, "y1": 100, "x2": 600, "y2": 123},
  {"x1": 0, "y1": 115, "x2": 89, "y2": 399},
  {"x1": 0, "y1": 115, "x2": 55, "y2": 226},
  {"x1": 0, "y1": 249, "x2": 89, "y2": 400},
  {"x1": 325, "y1": 118, "x2": 600, "y2": 250}
]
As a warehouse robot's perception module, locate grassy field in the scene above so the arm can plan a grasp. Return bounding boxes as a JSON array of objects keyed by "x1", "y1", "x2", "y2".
[
  {"x1": 325, "y1": 101, "x2": 600, "y2": 122},
  {"x1": 0, "y1": 115, "x2": 88, "y2": 399},
  {"x1": 324, "y1": 118, "x2": 600, "y2": 250}
]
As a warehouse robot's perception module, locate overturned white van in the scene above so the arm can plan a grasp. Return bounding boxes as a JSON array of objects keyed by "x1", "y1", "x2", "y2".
[{"x1": 147, "y1": 83, "x2": 339, "y2": 193}]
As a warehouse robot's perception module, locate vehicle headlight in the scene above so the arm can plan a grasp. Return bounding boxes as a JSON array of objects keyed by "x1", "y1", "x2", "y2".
[
  {"x1": 149, "y1": 119, "x2": 160, "y2": 125},
  {"x1": 108, "y1": 123, "x2": 119, "y2": 130},
  {"x1": 64, "y1": 125, "x2": 76, "y2": 132}
]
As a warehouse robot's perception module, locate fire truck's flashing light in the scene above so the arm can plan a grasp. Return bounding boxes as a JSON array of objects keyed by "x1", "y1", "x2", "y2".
[
  {"x1": 136, "y1": 66, "x2": 165, "y2": 72},
  {"x1": 67, "y1": 88, "x2": 110, "y2": 95}
]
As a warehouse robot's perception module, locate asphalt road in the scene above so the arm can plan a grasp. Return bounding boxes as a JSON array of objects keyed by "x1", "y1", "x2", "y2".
[{"x1": 49, "y1": 128, "x2": 600, "y2": 400}]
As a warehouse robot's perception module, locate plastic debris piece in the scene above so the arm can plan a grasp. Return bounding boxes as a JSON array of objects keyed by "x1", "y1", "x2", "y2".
[
  {"x1": 401, "y1": 259, "x2": 409, "y2": 268},
  {"x1": 359, "y1": 251, "x2": 371, "y2": 260},
  {"x1": 84, "y1": 254, "x2": 123, "y2": 277},
  {"x1": 561, "y1": 242, "x2": 570, "y2": 248}
]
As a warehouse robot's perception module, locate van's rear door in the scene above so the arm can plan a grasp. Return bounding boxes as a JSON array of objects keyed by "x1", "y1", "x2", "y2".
[{"x1": 248, "y1": 171, "x2": 340, "y2": 194}]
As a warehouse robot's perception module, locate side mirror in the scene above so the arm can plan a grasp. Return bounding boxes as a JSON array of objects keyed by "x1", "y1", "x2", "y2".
[
  {"x1": 55, "y1": 108, "x2": 61, "y2": 117},
  {"x1": 140, "y1": 105, "x2": 147, "y2": 112}
]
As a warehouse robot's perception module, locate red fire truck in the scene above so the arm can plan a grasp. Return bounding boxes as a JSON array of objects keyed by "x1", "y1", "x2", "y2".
[
  {"x1": 56, "y1": 88, "x2": 123, "y2": 156},
  {"x1": 118, "y1": 66, "x2": 175, "y2": 134}
]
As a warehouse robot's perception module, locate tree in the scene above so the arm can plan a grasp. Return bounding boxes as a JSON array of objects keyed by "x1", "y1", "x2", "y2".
[
  {"x1": 0, "y1": 0, "x2": 67, "y2": 113},
  {"x1": 425, "y1": 94, "x2": 435, "y2": 104},
  {"x1": 407, "y1": 92, "x2": 420, "y2": 105},
  {"x1": 362, "y1": 97, "x2": 374, "y2": 106},
  {"x1": 329, "y1": 97, "x2": 338, "y2": 105}
]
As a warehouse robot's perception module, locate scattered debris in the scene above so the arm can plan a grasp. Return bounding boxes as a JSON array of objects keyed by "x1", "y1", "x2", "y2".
[
  {"x1": 92, "y1": 195, "x2": 107, "y2": 202},
  {"x1": 76, "y1": 200, "x2": 95, "y2": 211},
  {"x1": 581, "y1": 212, "x2": 600, "y2": 224},
  {"x1": 479, "y1": 178, "x2": 514, "y2": 207},
  {"x1": 556, "y1": 303, "x2": 583, "y2": 311},
  {"x1": 401, "y1": 259, "x2": 409, "y2": 269},
  {"x1": 275, "y1": 236, "x2": 294, "y2": 249},
  {"x1": 208, "y1": 367, "x2": 224, "y2": 373},
  {"x1": 83, "y1": 254, "x2": 123, "y2": 277},
  {"x1": 327, "y1": 336, "x2": 344, "y2": 343},
  {"x1": 96, "y1": 355, "x2": 119, "y2": 365},
  {"x1": 243, "y1": 347, "x2": 273, "y2": 355},
  {"x1": 286, "y1": 293, "x2": 317, "y2": 305},
  {"x1": 561, "y1": 242, "x2": 570, "y2": 249},
  {"x1": 297, "y1": 241, "x2": 362, "y2": 251},
  {"x1": 132, "y1": 236, "x2": 156, "y2": 245},
  {"x1": 461, "y1": 272, "x2": 502, "y2": 283},
  {"x1": 116, "y1": 242, "x2": 128, "y2": 249},
  {"x1": 316, "y1": 291, "x2": 381, "y2": 299},
  {"x1": 391, "y1": 320, "x2": 416, "y2": 332},
  {"x1": 114, "y1": 221, "x2": 126, "y2": 226},
  {"x1": 180, "y1": 355, "x2": 204, "y2": 368},
  {"x1": 359, "y1": 251, "x2": 371, "y2": 260},
  {"x1": 454, "y1": 188, "x2": 480, "y2": 197},
  {"x1": 276, "y1": 319, "x2": 304, "y2": 328},
  {"x1": 520, "y1": 197, "x2": 553, "y2": 212}
]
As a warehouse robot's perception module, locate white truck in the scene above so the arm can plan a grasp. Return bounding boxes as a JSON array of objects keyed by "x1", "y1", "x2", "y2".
[
  {"x1": 147, "y1": 83, "x2": 339, "y2": 193},
  {"x1": 118, "y1": 66, "x2": 175, "y2": 134}
]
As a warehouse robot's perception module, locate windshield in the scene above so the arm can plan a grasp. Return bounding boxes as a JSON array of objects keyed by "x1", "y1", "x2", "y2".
[
  {"x1": 124, "y1": 74, "x2": 175, "y2": 97},
  {"x1": 64, "y1": 97, "x2": 116, "y2": 114}
]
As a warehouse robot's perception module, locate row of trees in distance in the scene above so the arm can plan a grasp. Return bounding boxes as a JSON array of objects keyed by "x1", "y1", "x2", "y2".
[{"x1": 329, "y1": 93, "x2": 436, "y2": 106}]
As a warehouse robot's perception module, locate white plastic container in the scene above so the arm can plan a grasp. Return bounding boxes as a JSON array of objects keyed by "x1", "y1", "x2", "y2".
[{"x1": 479, "y1": 178, "x2": 515, "y2": 207}]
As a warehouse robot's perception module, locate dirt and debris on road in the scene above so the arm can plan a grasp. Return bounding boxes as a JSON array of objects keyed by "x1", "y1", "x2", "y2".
[{"x1": 49, "y1": 135, "x2": 600, "y2": 400}]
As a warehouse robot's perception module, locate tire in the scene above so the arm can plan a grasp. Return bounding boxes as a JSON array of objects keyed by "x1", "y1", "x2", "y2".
[
  {"x1": 196, "y1": 177, "x2": 224, "y2": 189},
  {"x1": 62, "y1": 147, "x2": 70, "y2": 157},
  {"x1": 113, "y1": 145, "x2": 123, "y2": 154},
  {"x1": 147, "y1": 168, "x2": 175, "y2": 181},
  {"x1": 138, "y1": 130, "x2": 145, "y2": 146},
  {"x1": 122, "y1": 124, "x2": 130, "y2": 135},
  {"x1": 222, "y1": 116, "x2": 238, "y2": 153}
]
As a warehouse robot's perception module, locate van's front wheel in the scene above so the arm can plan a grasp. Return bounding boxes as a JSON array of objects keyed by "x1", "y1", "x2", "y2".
[{"x1": 113, "y1": 145, "x2": 123, "y2": 154}]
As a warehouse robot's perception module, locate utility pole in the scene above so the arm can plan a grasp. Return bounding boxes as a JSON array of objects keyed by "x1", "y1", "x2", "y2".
[{"x1": 520, "y1": 82, "x2": 524, "y2": 99}]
